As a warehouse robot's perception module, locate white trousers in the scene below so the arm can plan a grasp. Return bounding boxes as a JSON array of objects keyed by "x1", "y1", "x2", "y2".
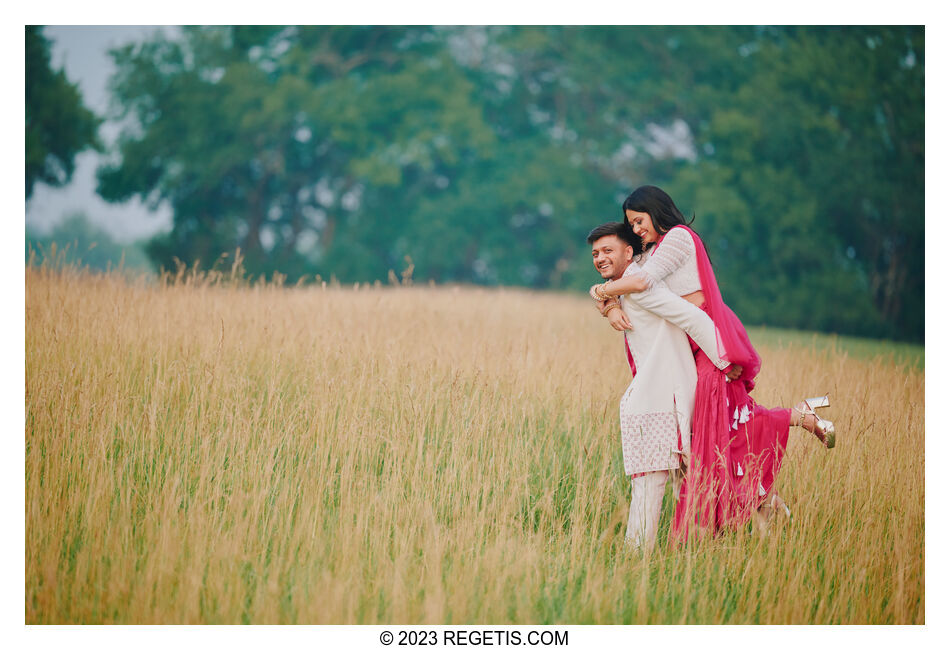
[{"x1": 625, "y1": 469, "x2": 682, "y2": 551}]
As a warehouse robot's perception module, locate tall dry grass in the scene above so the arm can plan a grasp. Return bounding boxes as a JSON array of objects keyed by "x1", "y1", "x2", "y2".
[{"x1": 25, "y1": 264, "x2": 923, "y2": 624}]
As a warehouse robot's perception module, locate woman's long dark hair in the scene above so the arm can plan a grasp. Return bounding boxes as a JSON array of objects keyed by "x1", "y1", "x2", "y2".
[{"x1": 621, "y1": 185, "x2": 695, "y2": 255}]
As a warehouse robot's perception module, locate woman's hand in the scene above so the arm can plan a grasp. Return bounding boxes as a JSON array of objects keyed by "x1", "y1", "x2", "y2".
[
  {"x1": 589, "y1": 283, "x2": 608, "y2": 301},
  {"x1": 597, "y1": 297, "x2": 632, "y2": 331},
  {"x1": 602, "y1": 300, "x2": 632, "y2": 331},
  {"x1": 606, "y1": 306, "x2": 632, "y2": 331},
  {"x1": 725, "y1": 364, "x2": 743, "y2": 381},
  {"x1": 591, "y1": 274, "x2": 649, "y2": 299}
]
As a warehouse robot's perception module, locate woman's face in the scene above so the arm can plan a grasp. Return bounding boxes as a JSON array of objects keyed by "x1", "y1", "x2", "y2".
[{"x1": 625, "y1": 209, "x2": 659, "y2": 245}]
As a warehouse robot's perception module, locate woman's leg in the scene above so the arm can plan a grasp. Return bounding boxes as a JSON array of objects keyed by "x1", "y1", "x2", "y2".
[
  {"x1": 754, "y1": 486, "x2": 791, "y2": 535},
  {"x1": 725, "y1": 389, "x2": 791, "y2": 518},
  {"x1": 790, "y1": 402, "x2": 836, "y2": 447}
]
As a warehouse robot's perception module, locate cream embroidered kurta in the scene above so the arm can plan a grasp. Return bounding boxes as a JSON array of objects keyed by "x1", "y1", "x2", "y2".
[{"x1": 617, "y1": 261, "x2": 728, "y2": 475}]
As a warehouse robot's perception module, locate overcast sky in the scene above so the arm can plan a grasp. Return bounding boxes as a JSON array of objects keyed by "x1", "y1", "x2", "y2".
[{"x1": 25, "y1": 25, "x2": 175, "y2": 243}]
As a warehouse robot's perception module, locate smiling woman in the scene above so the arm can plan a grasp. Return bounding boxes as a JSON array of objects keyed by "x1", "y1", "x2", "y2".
[{"x1": 625, "y1": 209, "x2": 659, "y2": 245}]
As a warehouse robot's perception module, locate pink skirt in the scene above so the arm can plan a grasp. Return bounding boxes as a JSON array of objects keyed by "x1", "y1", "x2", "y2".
[{"x1": 670, "y1": 311, "x2": 790, "y2": 543}]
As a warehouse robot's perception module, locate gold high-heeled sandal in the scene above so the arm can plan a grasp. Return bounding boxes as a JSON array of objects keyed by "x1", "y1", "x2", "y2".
[{"x1": 796, "y1": 395, "x2": 836, "y2": 449}]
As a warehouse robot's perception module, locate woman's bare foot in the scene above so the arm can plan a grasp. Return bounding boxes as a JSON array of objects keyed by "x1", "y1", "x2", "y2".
[{"x1": 754, "y1": 491, "x2": 791, "y2": 537}]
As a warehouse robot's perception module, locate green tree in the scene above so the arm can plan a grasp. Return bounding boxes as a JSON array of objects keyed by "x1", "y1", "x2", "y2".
[
  {"x1": 355, "y1": 26, "x2": 621, "y2": 288},
  {"x1": 668, "y1": 26, "x2": 924, "y2": 339},
  {"x1": 25, "y1": 26, "x2": 101, "y2": 199},
  {"x1": 97, "y1": 26, "x2": 494, "y2": 280}
]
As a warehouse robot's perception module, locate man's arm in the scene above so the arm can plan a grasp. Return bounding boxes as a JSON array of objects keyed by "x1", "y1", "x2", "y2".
[{"x1": 624, "y1": 285, "x2": 730, "y2": 370}]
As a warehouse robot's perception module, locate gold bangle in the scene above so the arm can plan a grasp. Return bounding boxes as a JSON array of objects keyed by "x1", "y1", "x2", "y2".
[
  {"x1": 603, "y1": 302, "x2": 620, "y2": 316},
  {"x1": 595, "y1": 282, "x2": 610, "y2": 300}
]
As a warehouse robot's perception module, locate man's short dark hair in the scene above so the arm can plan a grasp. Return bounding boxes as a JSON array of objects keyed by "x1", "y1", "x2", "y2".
[{"x1": 587, "y1": 221, "x2": 637, "y2": 246}]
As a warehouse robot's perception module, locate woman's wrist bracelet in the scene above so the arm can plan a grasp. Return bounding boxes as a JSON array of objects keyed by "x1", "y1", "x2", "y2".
[{"x1": 602, "y1": 302, "x2": 620, "y2": 316}]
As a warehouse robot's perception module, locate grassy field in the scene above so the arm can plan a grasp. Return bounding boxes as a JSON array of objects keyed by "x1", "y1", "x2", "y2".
[{"x1": 25, "y1": 265, "x2": 924, "y2": 624}]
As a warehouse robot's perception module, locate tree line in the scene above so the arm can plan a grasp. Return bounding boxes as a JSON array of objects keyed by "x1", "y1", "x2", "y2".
[{"x1": 26, "y1": 26, "x2": 923, "y2": 341}]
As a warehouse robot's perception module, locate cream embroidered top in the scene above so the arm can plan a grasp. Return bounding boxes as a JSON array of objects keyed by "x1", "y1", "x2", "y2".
[{"x1": 633, "y1": 227, "x2": 703, "y2": 296}]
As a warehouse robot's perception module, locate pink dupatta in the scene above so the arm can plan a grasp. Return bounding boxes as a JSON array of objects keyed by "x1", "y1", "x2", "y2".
[
  {"x1": 624, "y1": 337, "x2": 636, "y2": 377},
  {"x1": 665, "y1": 225, "x2": 761, "y2": 391},
  {"x1": 662, "y1": 225, "x2": 771, "y2": 541}
]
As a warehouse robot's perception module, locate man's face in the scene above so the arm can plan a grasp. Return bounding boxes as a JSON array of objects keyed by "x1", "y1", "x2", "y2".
[{"x1": 591, "y1": 235, "x2": 633, "y2": 280}]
